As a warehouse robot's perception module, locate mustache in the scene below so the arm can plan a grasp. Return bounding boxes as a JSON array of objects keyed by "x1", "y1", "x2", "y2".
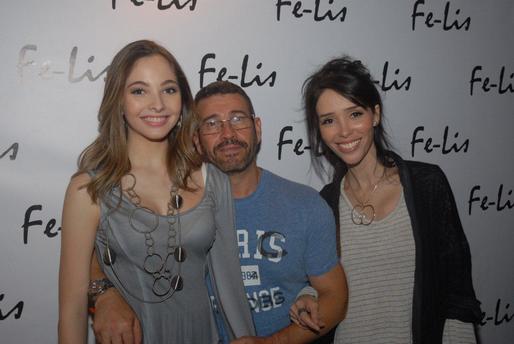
[{"x1": 214, "y1": 138, "x2": 248, "y2": 152}]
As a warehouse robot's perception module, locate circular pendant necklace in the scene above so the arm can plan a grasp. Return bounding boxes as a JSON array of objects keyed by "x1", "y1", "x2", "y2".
[
  {"x1": 347, "y1": 168, "x2": 386, "y2": 226},
  {"x1": 122, "y1": 173, "x2": 186, "y2": 297}
]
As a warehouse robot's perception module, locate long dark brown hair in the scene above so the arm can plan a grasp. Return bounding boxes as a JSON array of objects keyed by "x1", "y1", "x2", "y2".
[{"x1": 303, "y1": 56, "x2": 394, "y2": 183}]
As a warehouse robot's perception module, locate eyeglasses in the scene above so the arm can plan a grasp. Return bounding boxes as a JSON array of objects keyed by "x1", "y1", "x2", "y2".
[{"x1": 198, "y1": 112, "x2": 254, "y2": 135}]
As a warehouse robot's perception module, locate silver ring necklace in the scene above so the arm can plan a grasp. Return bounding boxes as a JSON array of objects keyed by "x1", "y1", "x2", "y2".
[
  {"x1": 103, "y1": 173, "x2": 186, "y2": 303},
  {"x1": 347, "y1": 167, "x2": 386, "y2": 226}
]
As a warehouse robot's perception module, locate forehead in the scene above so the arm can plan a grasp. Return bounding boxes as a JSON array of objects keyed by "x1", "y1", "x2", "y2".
[
  {"x1": 125, "y1": 54, "x2": 176, "y2": 83},
  {"x1": 196, "y1": 93, "x2": 251, "y2": 120},
  {"x1": 316, "y1": 89, "x2": 357, "y2": 113}
]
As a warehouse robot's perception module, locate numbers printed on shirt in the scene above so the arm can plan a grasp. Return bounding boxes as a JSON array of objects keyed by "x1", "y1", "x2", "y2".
[{"x1": 241, "y1": 265, "x2": 261, "y2": 286}]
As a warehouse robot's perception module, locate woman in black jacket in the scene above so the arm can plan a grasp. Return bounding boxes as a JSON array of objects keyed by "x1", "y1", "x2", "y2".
[{"x1": 292, "y1": 56, "x2": 481, "y2": 344}]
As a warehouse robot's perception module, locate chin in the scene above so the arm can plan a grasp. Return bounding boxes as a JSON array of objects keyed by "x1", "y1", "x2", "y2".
[
  {"x1": 333, "y1": 150, "x2": 362, "y2": 166},
  {"x1": 145, "y1": 133, "x2": 172, "y2": 142},
  {"x1": 219, "y1": 161, "x2": 244, "y2": 173},
  {"x1": 217, "y1": 157, "x2": 252, "y2": 174}
]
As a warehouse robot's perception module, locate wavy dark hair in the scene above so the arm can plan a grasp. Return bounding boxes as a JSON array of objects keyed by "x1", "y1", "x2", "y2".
[{"x1": 303, "y1": 56, "x2": 394, "y2": 182}]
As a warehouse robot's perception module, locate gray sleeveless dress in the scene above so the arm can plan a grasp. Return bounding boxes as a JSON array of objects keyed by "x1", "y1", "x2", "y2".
[{"x1": 94, "y1": 164, "x2": 255, "y2": 343}]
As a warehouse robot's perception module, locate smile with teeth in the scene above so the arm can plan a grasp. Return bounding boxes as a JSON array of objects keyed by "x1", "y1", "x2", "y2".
[
  {"x1": 337, "y1": 139, "x2": 361, "y2": 151},
  {"x1": 141, "y1": 115, "x2": 169, "y2": 125}
]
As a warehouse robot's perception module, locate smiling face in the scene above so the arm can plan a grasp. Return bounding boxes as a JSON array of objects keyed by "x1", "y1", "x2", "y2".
[
  {"x1": 316, "y1": 89, "x2": 380, "y2": 169},
  {"x1": 194, "y1": 93, "x2": 261, "y2": 174},
  {"x1": 122, "y1": 54, "x2": 182, "y2": 143}
]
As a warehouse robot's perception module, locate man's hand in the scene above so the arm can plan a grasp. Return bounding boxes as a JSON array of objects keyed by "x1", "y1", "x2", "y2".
[
  {"x1": 289, "y1": 295, "x2": 324, "y2": 332},
  {"x1": 259, "y1": 264, "x2": 347, "y2": 344},
  {"x1": 92, "y1": 288, "x2": 142, "y2": 344},
  {"x1": 90, "y1": 250, "x2": 142, "y2": 344}
]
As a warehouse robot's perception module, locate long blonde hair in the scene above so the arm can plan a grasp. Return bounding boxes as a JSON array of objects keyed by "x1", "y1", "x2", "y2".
[{"x1": 76, "y1": 40, "x2": 201, "y2": 203}]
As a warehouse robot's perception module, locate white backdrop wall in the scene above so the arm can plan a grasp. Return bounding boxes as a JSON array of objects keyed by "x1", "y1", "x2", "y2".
[{"x1": 1, "y1": 1, "x2": 513, "y2": 343}]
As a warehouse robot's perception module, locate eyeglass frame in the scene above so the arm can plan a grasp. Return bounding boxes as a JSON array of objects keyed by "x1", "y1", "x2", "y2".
[{"x1": 197, "y1": 111, "x2": 255, "y2": 135}]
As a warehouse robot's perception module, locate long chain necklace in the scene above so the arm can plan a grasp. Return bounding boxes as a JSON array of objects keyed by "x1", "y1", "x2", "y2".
[
  {"x1": 347, "y1": 168, "x2": 386, "y2": 226},
  {"x1": 124, "y1": 173, "x2": 186, "y2": 297}
]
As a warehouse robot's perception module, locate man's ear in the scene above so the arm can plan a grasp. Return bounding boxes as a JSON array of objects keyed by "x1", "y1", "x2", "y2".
[
  {"x1": 193, "y1": 132, "x2": 204, "y2": 155},
  {"x1": 254, "y1": 117, "x2": 262, "y2": 145}
]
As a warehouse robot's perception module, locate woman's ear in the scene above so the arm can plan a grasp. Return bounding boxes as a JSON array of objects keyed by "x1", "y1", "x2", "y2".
[{"x1": 373, "y1": 104, "x2": 381, "y2": 126}]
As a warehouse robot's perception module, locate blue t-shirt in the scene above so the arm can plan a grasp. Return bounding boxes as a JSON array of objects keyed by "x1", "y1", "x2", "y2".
[{"x1": 211, "y1": 169, "x2": 338, "y2": 339}]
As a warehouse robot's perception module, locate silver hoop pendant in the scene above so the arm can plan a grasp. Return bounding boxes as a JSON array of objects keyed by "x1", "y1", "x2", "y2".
[
  {"x1": 123, "y1": 173, "x2": 141, "y2": 206},
  {"x1": 351, "y1": 204, "x2": 376, "y2": 226},
  {"x1": 129, "y1": 207, "x2": 159, "y2": 234},
  {"x1": 153, "y1": 275, "x2": 173, "y2": 296},
  {"x1": 143, "y1": 253, "x2": 164, "y2": 274}
]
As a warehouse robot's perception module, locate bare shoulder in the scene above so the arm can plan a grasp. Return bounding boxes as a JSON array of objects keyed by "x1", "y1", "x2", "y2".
[
  {"x1": 63, "y1": 172, "x2": 99, "y2": 223},
  {"x1": 67, "y1": 172, "x2": 92, "y2": 191}
]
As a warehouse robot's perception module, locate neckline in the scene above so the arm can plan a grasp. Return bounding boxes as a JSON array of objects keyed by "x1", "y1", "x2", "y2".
[
  {"x1": 234, "y1": 168, "x2": 266, "y2": 203},
  {"x1": 340, "y1": 175, "x2": 404, "y2": 225},
  {"x1": 117, "y1": 163, "x2": 210, "y2": 217}
]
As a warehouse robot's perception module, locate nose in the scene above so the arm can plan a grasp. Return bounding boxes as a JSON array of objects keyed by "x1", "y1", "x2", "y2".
[
  {"x1": 219, "y1": 119, "x2": 236, "y2": 138},
  {"x1": 150, "y1": 93, "x2": 164, "y2": 112},
  {"x1": 337, "y1": 117, "x2": 352, "y2": 138}
]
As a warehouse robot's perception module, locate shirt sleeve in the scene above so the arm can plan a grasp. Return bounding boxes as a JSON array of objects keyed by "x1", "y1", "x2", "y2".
[
  {"x1": 304, "y1": 195, "x2": 339, "y2": 277},
  {"x1": 295, "y1": 285, "x2": 318, "y2": 300},
  {"x1": 434, "y1": 166, "x2": 482, "y2": 323},
  {"x1": 442, "y1": 319, "x2": 477, "y2": 344}
]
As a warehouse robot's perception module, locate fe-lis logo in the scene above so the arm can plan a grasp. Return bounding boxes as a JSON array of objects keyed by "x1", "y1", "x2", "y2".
[
  {"x1": 373, "y1": 61, "x2": 412, "y2": 92},
  {"x1": 411, "y1": 0, "x2": 470, "y2": 31},
  {"x1": 21, "y1": 204, "x2": 61, "y2": 244},
  {"x1": 410, "y1": 126, "x2": 469, "y2": 157},
  {"x1": 0, "y1": 143, "x2": 18, "y2": 161},
  {"x1": 468, "y1": 184, "x2": 513, "y2": 215},
  {"x1": 469, "y1": 65, "x2": 514, "y2": 96},
  {"x1": 275, "y1": 0, "x2": 347, "y2": 22},
  {"x1": 0, "y1": 294, "x2": 24, "y2": 321},
  {"x1": 110, "y1": 0, "x2": 197, "y2": 11},
  {"x1": 17, "y1": 45, "x2": 108, "y2": 83},
  {"x1": 277, "y1": 125, "x2": 310, "y2": 160},
  {"x1": 198, "y1": 53, "x2": 277, "y2": 89},
  {"x1": 480, "y1": 298, "x2": 514, "y2": 327}
]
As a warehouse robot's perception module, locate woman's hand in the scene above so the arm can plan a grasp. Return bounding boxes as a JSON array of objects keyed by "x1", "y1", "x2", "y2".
[{"x1": 289, "y1": 294, "x2": 324, "y2": 332}]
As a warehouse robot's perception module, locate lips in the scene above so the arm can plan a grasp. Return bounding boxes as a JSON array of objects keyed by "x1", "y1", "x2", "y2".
[
  {"x1": 214, "y1": 138, "x2": 247, "y2": 155},
  {"x1": 140, "y1": 115, "x2": 169, "y2": 127},
  {"x1": 336, "y1": 139, "x2": 361, "y2": 153}
]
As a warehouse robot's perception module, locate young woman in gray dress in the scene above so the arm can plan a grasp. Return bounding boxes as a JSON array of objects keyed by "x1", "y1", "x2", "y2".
[
  {"x1": 290, "y1": 56, "x2": 482, "y2": 344},
  {"x1": 58, "y1": 40, "x2": 254, "y2": 343}
]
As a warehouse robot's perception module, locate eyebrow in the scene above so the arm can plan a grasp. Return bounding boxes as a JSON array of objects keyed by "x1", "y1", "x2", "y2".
[
  {"x1": 318, "y1": 105, "x2": 360, "y2": 118},
  {"x1": 202, "y1": 114, "x2": 220, "y2": 122},
  {"x1": 202, "y1": 110, "x2": 250, "y2": 121},
  {"x1": 126, "y1": 79, "x2": 178, "y2": 88}
]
